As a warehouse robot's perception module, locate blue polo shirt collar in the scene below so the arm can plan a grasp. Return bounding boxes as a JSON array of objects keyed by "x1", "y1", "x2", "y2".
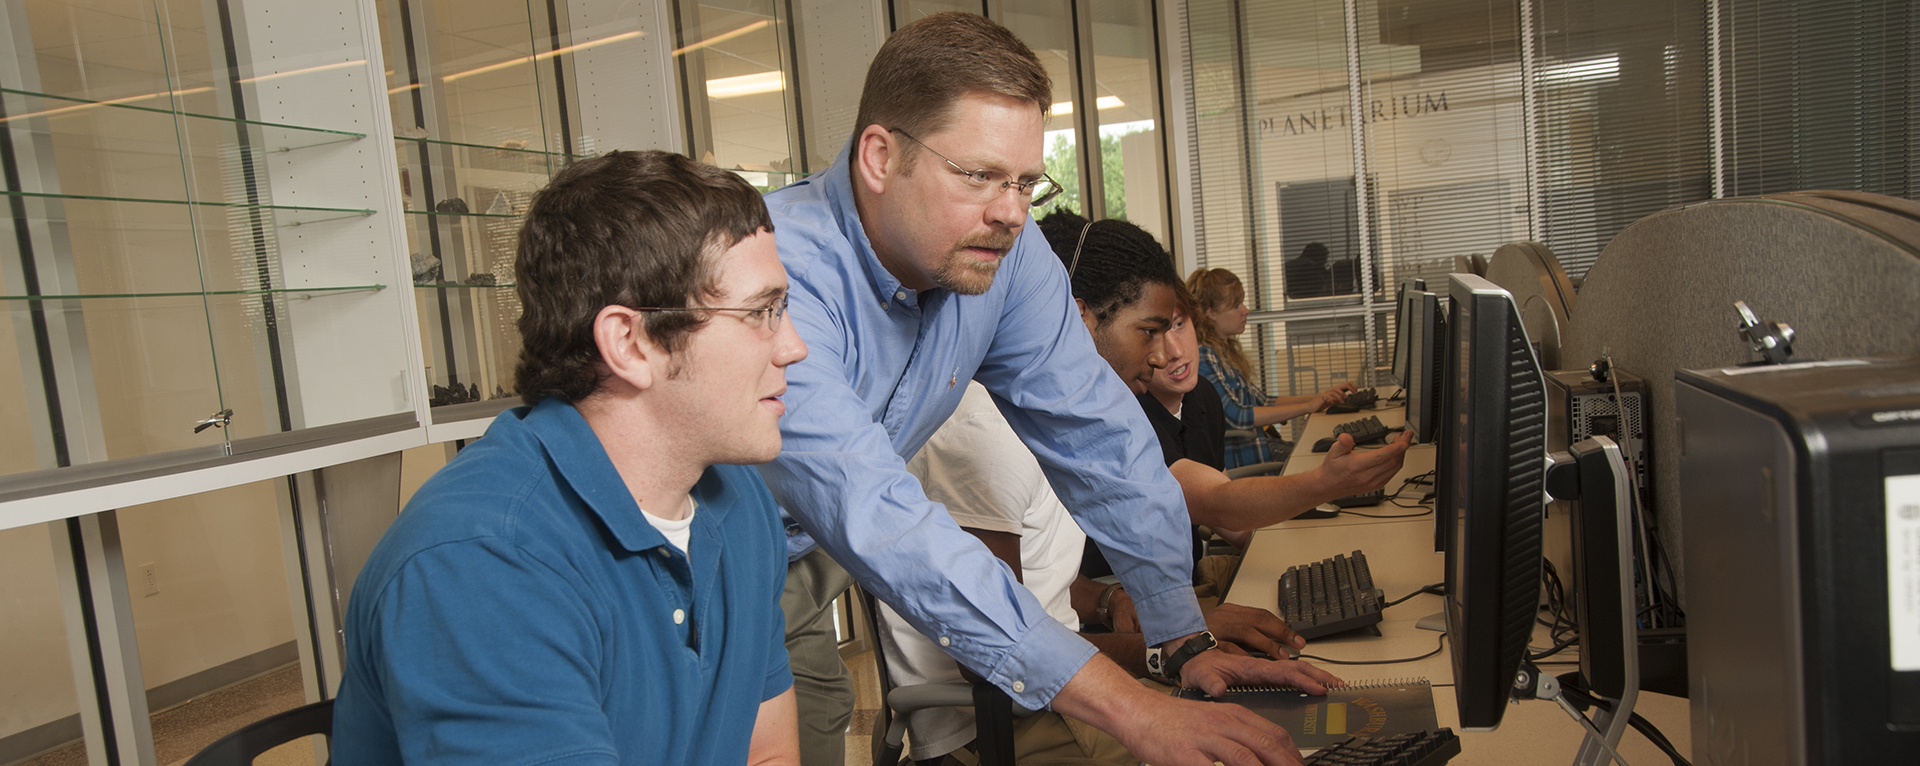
[
  {"x1": 522, "y1": 398, "x2": 725, "y2": 553},
  {"x1": 819, "y1": 138, "x2": 926, "y2": 312}
]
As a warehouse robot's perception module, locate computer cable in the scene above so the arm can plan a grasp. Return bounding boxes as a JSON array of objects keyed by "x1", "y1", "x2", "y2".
[
  {"x1": 1555, "y1": 673, "x2": 1692, "y2": 766},
  {"x1": 1299, "y1": 633, "x2": 1447, "y2": 666},
  {"x1": 1368, "y1": 469, "x2": 1438, "y2": 511},
  {"x1": 1529, "y1": 559, "x2": 1580, "y2": 662},
  {"x1": 1381, "y1": 582, "x2": 1444, "y2": 609},
  {"x1": 1599, "y1": 349, "x2": 1686, "y2": 631}
]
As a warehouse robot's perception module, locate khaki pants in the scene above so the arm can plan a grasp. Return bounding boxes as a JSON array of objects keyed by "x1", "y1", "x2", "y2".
[
  {"x1": 929, "y1": 679, "x2": 1173, "y2": 766},
  {"x1": 783, "y1": 548, "x2": 856, "y2": 766},
  {"x1": 1192, "y1": 553, "x2": 1244, "y2": 612}
]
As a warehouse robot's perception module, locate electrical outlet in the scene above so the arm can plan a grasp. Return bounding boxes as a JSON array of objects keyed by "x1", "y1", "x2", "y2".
[{"x1": 140, "y1": 563, "x2": 158, "y2": 596}]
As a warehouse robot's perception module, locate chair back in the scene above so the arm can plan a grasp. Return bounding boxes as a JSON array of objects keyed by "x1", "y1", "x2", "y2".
[{"x1": 181, "y1": 699, "x2": 333, "y2": 766}]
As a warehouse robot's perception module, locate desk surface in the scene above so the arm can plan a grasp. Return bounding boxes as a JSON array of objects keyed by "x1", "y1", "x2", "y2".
[{"x1": 1229, "y1": 411, "x2": 1691, "y2": 764}]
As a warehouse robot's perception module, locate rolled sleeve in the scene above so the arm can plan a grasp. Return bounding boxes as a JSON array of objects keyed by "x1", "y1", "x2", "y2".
[
  {"x1": 759, "y1": 289, "x2": 1088, "y2": 711},
  {"x1": 972, "y1": 229, "x2": 1207, "y2": 650}
]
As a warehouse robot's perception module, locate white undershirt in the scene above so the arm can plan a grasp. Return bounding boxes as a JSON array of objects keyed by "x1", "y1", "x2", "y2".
[
  {"x1": 1166, "y1": 401, "x2": 1183, "y2": 419},
  {"x1": 641, "y1": 497, "x2": 697, "y2": 561}
]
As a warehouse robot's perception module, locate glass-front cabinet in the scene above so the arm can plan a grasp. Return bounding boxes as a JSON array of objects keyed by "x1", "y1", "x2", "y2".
[
  {"x1": 1, "y1": 0, "x2": 414, "y2": 484},
  {"x1": 377, "y1": 0, "x2": 680, "y2": 432}
]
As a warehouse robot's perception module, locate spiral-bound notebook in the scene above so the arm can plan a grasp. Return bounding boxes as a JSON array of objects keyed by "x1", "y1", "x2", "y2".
[{"x1": 1172, "y1": 678, "x2": 1438, "y2": 749}]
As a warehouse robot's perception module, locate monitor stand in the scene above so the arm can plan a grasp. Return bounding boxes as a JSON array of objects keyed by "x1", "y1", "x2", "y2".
[{"x1": 1535, "y1": 436, "x2": 1640, "y2": 766}]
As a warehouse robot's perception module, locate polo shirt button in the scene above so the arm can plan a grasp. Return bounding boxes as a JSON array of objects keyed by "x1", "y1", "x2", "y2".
[
  {"x1": 938, "y1": 636, "x2": 950, "y2": 647},
  {"x1": 673, "y1": 609, "x2": 685, "y2": 625},
  {"x1": 894, "y1": 290, "x2": 907, "y2": 301},
  {"x1": 1011, "y1": 681, "x2": 1025, "y2": 693},
  {"x1": 658, "y1": 547, "x2": 671, "y2": 558}
]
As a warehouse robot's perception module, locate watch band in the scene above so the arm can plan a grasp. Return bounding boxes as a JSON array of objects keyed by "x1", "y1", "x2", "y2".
[
  {"x1": 1147, "y1": 631, "x2": 1218, "y2": 682},
  {"x1": 1095, "y1": 583, "x2": 1124, "y2": 629}
]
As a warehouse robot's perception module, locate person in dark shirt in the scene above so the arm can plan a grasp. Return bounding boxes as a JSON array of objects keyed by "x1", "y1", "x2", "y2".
[{"x1": 1037, "y1": 213, "x2": 1412, "y2": 584}]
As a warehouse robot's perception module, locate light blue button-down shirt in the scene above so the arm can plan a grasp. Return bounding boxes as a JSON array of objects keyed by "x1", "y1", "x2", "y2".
[{"x1": 756, "y1": 141, "x2": 1206, "y2": 710}]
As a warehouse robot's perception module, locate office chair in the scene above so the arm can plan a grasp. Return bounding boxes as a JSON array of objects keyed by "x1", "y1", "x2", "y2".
[
  {"x1": 181, "y1": 698, "x2": 332, "y2": 766},
  {"x1": 862, "y1": 588, "x2": 1020, "y2": 766}
]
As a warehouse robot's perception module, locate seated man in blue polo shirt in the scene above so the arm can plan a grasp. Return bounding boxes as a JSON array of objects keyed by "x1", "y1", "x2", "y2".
[{"x1": 333, "y1": 149, "x2": 808, "y2": 766}]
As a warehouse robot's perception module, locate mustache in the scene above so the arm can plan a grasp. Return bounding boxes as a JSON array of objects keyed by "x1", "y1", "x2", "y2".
[{"x1": 953, "y1": 231, "x2": 1018, "y2": 252}]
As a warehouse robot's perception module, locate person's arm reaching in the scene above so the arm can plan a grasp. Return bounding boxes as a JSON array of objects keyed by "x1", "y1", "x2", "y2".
[
  {"x1": 973, "y1": 225, "x2": 1206, "y2": 651},
  {"x1": 1174, "y1": 430, "x2": 1413, "y2": 530},
  {"x1": 758, "y1": 276, "x2": 1097, "y2": 712}
]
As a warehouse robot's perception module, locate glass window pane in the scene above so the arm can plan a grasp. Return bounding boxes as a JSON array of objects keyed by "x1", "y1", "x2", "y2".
[
  {"x1": 1091, "y1": 0, "x2": 1166, "y2": 244},
  {"x1": 1001, "y1": 1, "x2": 1083, "y2": 219}
]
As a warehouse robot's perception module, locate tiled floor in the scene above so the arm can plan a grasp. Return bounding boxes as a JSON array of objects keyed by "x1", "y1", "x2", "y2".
[{"x1": 18, "y1": 653, "x2": 885, "y2": 766}]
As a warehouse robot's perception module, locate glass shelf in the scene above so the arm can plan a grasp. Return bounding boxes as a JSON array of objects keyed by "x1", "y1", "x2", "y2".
[
  {"x1": 0, "y1": 190, "x2": 374, "y2": 226},
  {"x1": 0, "y1": 87, "x2": 367, "y2": 152},
  {"x1": 393, "y1": 135, "x2": 586, "y2": 159},
  {"x1": 0, "y1": 285, "x2": 386, "y2": 302},
  {"x1": 413, "y1": 282, "x2": 516, "y2": 289},
  {"x1": 402, "y1": 208, "x2": 520, "y2": 220}
]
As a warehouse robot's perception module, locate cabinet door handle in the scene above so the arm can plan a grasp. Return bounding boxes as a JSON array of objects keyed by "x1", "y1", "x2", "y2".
[{"x1": 193, "y1": 409, "x2": 234, "y2": 434}]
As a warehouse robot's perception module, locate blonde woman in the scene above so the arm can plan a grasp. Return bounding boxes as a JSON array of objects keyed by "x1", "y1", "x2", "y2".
[{"x1": 1186, "y1": 268, "x2": 1356, "y2": 468}]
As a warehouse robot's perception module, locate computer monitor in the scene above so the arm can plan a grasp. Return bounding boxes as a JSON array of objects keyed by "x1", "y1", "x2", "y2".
[
  {"x1": 1402, "y1": 289, "x2": 1445, "y2": 444},
  {"x1": 1436, "y1": 273, "x2": 1548, "y2": 731},
  {"x1": 1390, "y1": 277, "x2": 1426, "y2": 387}
]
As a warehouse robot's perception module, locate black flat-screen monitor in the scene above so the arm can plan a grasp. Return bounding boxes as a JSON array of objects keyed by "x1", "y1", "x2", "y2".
[
  {"x1": 1390, "y1": 277, "x2": 1426, "y2": 386},
  {"x1": 1437, "y1": 273, "x2": 1548, "y2": 731},
  {"x1": 1403, "y1": 289, "x2": 1444, "y2": 444}
]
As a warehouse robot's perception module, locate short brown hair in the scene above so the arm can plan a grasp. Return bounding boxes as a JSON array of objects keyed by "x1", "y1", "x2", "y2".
[
  {"x1": 513, "y1": 150, "x2": 772, "y2": 405},
  {"x1": 855, "y1": 12, "x2": 1052, "y2": 157}
]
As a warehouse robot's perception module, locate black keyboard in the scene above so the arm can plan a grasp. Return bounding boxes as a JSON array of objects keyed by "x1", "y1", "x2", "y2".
[
  {"x1": 1277, "y1": 550, "x2": 1385, "y2": 639},
  {"x1": 1331, "y1": 489, "x2": 1386, "y2": 507},
  {"x1": 1332, "y1": 416, "x2": 1393, "y2": 445},
  {"x1": 1304, "y1": 729, "x2": 1461, "y2": 766},
  {"x1": 1343, "y1": 388, "x2": 1379, "y2": 408}
]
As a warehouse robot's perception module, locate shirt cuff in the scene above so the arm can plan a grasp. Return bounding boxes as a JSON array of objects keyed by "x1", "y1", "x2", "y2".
[
  {"x1": 1128, "y1": 582, "x2": 1209, "y2": 649},
  {"x1": 981, "y1": 616, "x2": 1098, "y2": 711}
]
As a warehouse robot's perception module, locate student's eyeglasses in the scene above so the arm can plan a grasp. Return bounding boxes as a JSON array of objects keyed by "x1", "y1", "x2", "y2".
[
  {"x1": 634, "y1": 295, "x2": 789, "y2": 331},
  {"x1": 889, "y1": 128, "x2": 1063, "y2": 208}
]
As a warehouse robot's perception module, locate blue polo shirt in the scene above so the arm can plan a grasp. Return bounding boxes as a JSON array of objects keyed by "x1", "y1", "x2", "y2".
[{"x1": 333, "y1": 399, "x2": 792, "y2": 766}]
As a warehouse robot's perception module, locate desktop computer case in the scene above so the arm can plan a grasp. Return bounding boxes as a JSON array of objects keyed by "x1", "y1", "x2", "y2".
[
  {"x1": 1548, "y1": 369, "x2": 1650, "y2": 491},
  {"x1": 1675, "y1": 357, "x2": 1920, "y2": 765}
]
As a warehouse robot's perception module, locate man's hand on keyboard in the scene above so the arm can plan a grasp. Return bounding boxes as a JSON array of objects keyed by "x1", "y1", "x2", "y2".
[
  {"x1": 1315, "y1": 429, "x2": 1413, "y2": 499},
  {"x1": 1179, "y1": 649, "x2": 1344, "y2": 698},
  {"x1": 1054, "y1": 655, "x2": 1313, "y2": 766},
  {"x1": 1206, "y1": 603, "x2": 1307, "y2": 658}
]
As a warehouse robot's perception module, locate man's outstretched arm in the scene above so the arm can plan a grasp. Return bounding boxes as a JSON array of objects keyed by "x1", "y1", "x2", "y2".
[{"x1": 1173, "y1": 430, "x2": 1414, "y2": 530}]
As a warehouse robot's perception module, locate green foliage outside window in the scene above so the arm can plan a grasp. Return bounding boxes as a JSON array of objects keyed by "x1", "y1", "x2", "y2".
[{"x1": 1037, "y1": 131, "x2": 1132, "y2": 221}]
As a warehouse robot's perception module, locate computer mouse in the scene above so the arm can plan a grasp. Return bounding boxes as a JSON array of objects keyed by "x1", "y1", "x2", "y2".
[
  {"x1": 1295, "y1": 506, "x2": 1341, "y2": 520},
  {"x1": 1312, "y1": 436, "x2": 1338, "y2": 453}
]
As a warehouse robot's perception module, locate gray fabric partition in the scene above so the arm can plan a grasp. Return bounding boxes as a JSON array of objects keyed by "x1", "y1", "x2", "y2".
[{"x1": 1560, "y1": 190, "x2": 1920, "y2": 605}]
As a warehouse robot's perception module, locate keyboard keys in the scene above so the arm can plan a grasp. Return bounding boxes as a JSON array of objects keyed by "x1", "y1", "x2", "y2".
[
  {"x1": 1304, "y1": 729, "x2": 1461, "y2": 766},
  {"x1": 1277, "y1": 550, "x2": 1386, "y2": 640}
]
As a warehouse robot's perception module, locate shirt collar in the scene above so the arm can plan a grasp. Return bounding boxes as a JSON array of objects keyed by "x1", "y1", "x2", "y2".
[
  {"x1": 821, "y1": 137, "x2": 926, "y2": 311},
  {"x1": 522, "y1": 398, "x2": 727, "y2": 553}
]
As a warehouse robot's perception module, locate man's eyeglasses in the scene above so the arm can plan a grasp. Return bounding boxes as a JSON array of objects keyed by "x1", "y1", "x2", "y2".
[
  {"x1": 890, "y1": 128, "x2": 1063, "y2": 208},
  {"x1": 634, "y1": 295, "x2": 789, "y2": 331}
]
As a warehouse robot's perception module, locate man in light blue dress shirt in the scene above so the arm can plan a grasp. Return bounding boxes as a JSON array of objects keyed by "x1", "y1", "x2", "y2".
[{"x1": 758, "y1": 13, "x2": 1333, "y2": 766}]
